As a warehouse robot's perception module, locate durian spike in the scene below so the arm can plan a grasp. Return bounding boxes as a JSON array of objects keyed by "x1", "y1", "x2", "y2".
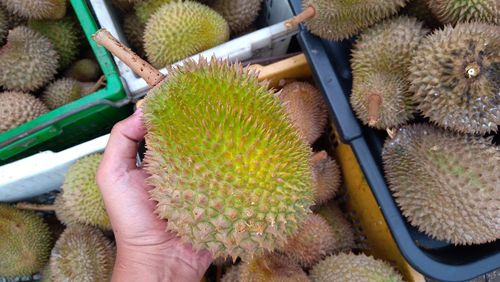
[
  {"x1": 16, "y1": 202, "x2": 55, "y2": 212},
  {"x1": 367, "y1": 94, "x2": 382, "y2": 127},
  {"x1": 285, "y1": 6, "x2": 316, "y2": 29},
  {"x1": 386, "y1": 128, "x2": 397, "y2": 139},
  {"x1": 92, "y1": 29, "x2": 164, "y2": 87}
]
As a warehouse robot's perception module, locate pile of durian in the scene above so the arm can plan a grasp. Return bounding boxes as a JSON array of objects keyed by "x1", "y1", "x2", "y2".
[
  {"x1": 111, "y1": 0, "x2": 264, "y2": 68},
  {"x1": 0, "y1": 0, "x2": 104, "y2": 135}
]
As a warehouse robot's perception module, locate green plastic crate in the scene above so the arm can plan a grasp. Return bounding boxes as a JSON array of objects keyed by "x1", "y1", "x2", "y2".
[{"x1": 0, "y1": 0, "x2": 133, "y2": 165}]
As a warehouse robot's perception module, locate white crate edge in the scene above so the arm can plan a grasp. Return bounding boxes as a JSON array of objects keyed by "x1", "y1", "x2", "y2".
[
  {"x1": 89, "y1": 0, "x2": 297, "y2": 97},
  {"x1": 0, "y1": 134, "x2": 108, "y2": 202}
]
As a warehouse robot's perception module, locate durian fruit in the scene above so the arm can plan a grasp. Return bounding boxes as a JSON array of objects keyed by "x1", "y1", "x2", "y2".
[
  {"x1": 239, "y1": 253, "x2": 309, "y2": 282},
  {"x1": 123, "y1": 13, "x2": 146, "y2": 57},
  {"x1": 279, "y1": 214, "x2": 338, "y2": 268},
  {"x1": 279, "y1": 81, "x2": 328, "y2": 145},
  {"x1": 40, "y1": 263, "x2": 52, "y2": 282},
  {"x1": 143, "y1": 58, "x2": 314, "y2": 259},
  {"x1": 382, "y1": 124, "x2": 500, "y2": 245},
  {"x1": 221, "y1": 265, "x2": 241, "y2": 282},
  {"x1": 350, "y1": 16, "x2": 428, "y2": 129},
  {"x1": 143, "y1": 1, "x2": 230, "y2": 67},
  {"x1": 409, "y1": 22, "x2": 499, "y2": 134},
  {"x1": 0, "y1": 7, "x2": 6, "y2": 44},
  {"x1": 65, "y1": 58, "x2": 102, "y2": 82},
  {"x1": 28, "y1": 18, "x2": 81, "y2": 69},
  {"x1": 41, "y1": 78, "x2": 83, "y2": 110},
  {"x1": 50, "y1": 225, "x2": 115, "y2": 282},
  {"x1": 316, "y1": 204, "x2": 356, "y2": 253},
  {"x1": 302, "y1": 0, "x2": 408, "y2": 41},
  {"x1": 0, "y1": 26, "x2": 59, "y2": 91},
  {"x1": 211, "y1": 0, "x2": 262, "y2": 35},
  {"x1": 0, "y1": 91, "x2": 49, "y2": 134},
  {"x1": 309, "y1": 253, "x2": 404, "y2": 282},
  {"x1": 57, "y1": 153, "x2": 111, "y2": 230},
  {"x1": 310, "y1": 151, "x2": 341, "y2": 205},
  {"x1": 0, "y1": 0, "x2": 66, "y2": 20},
  {"x1": 135, "y1": 0, "x2": 175, "y2": 24},
  {"x1": 0, "y1": 204, "x2": 52, "y2": 278},
  {"x1": 426, "y1": 0, "x2": 499, "y2": 25}
]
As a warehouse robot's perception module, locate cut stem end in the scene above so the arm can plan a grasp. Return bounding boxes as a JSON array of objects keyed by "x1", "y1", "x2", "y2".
[
  {"x1": 285, "y1": 6, "x2": 316, "y2": 29},
  {"x1": 367, "y1": 94, "x2": 382, "y2": 127}
]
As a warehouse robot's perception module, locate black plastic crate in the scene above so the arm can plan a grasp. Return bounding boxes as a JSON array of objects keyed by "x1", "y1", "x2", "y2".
[{"x1": 288, "y1": 0, "x2": 500, "y2": 281}]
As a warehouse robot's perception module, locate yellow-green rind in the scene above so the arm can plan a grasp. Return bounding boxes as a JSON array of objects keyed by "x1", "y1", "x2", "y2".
[
  {"x1": 0, "y1": 91, "x2": 49, "y2": 134},
  {"x1": 382, "y1": 124, "x2": 500, "y2": 245},
  {"x1": 427, "y1": 0, "x2": 499, "y2": 24},
  {"x1": 0, "y1": 26, "x2": 59, "y2": 91},
  {"x1": 309, "y1": 253, "x2": 404, "y2": 282},
  {"x1": 304, "y1": 0, "x2": 408, "y2": 41},
  {"x1": 143, "y1": 1, "x2": 229, "y2": 67},
  {"x1": 240, "y1": 253, "x2": 310, "y2": 282},
  {"x1": 409, "y1": 22, "x2": 500, "y2": 134},
  {"x1": 28, "y1": 17, "x2": 81, "y2": 69},
  {"x1": 143, "y1": 58, "x2": 314, "y2": 259},
  {"x1": 59, "y1": 153, "x2": 111, "y2": 230},
  {"x1": 350, "y1": 16, "x2": 428, "y2": 129},
  {"x1": 212, "y1": 0, "x2": 262, "y2": 34},
  {"x1": 0, "y1": 204, "x2": 52, "y2": 278},
  {"x1": 41, "y1": 78, "x2": 82, "y2": 110},
  {"x1": 0, "y1": 0, "x2": 66, "y2": 19},
  {"x1": 50, "y1": 225, "x2": 115, "y2": 282},
  {"x1": 135, "y1": 0, "x2": 175, "y2": 24}
]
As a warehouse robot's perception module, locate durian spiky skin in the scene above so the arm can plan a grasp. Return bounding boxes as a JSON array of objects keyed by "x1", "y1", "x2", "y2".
[
  {"x1": 143, "y1": 58, "x2": 314, "y2": 259},
  {"x1": 143, "y1": 1, "x2": 230, "y2": 67},
  {"x1": 123, "y1": 13, "x2": 146, "y2": 57},
  {"x1": 65, "y1": 58, "x2": 102, "y2": 82},
  {"x1": 28, "y1": 18, "x2": 81, "y2": 69},
  {"x1": 303, "y1": 0, "x2": 408, "y2": 41},
  {"x1": 382, "y1": 124, "x2": 500, "y2": 245},
  {"x1": 350, "y1": 16, "x2": 428, "y2": 129},
  {"x1": 0, "y1": 204, "x2": 52, "y2": 278},
  {"x1": 59, "y1": 153, "x2": 111, "y2": 230},
  {"x1": 212, "y1": 0, "x2": 262, "y2": 34},
  {"x1": 50, "y1": 225, "x2": 115, "y2": 282},
  {"x1": 279, "y1": 81, "x2": 328, "y2": 145},
  {"x1": 409, "y1": 22, "x2": 500, "y2": 134},
  {"x1": 135, "y1": 0, "x2": 175, "y2": 24},
  {"x1": 309, "y1": 253, "x2": 404, "y2": 282},
  {"x1": 0, "y1": 91, "x2": 49, "y2": 134},
  {"x1": 221, "y1": 265, "x2": 241, "y2": 282},
  {"x1": 427, "y1": 0, "x2": 499, "y2": 25},
  {"x1": 316, "y1": 204, "x2": 356, "y2": 253},
  {"x1": 279, "y1": 214, "x2": 337, "y2": 268},
  {"x1": 239, "y1": 253, "x2": 310, "y2": 282},
  {"x1": 41, "y1": 78, "x2": 82, "y2": 110},
  {"x1": 0, "y1": 26, "x2": 59, "y2": 91},
  {"x1": 311, "y1": 151, "x2": 341, "y2": 205},
  {"x1": 0, "y1": 0, "x2": 66, "y2": 19}
]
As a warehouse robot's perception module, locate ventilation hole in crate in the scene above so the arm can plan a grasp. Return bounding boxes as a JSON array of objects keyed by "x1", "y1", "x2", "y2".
[{"x1": 269, "y1": 0, "x2": 273, "y2": 8}]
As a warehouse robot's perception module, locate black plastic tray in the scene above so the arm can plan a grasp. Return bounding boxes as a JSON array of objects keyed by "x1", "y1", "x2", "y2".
[{"x1": 288, "y1": 0, "x2": 500, "y2": 281}]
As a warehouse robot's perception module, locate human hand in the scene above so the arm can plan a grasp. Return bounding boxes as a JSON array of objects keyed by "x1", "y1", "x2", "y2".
[{"x1": 96, "y1": 109, "x2": 213, "y2": 282}]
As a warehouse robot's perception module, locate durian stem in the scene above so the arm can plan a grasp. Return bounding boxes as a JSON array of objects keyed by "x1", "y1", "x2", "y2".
[
  {"x1": 465, "y1": 62, "x2": 481, "y2": 78},
  {"x1": 82, "y1": 75, "x2": 106, "y2": 96},
  {"x1": 386, "y1": 128, "x2": 397, "y2": 139},
  {"x1": 285, "y1": 6, "x2": 316, "y2": 29},
  {"x1": 367, "y1": 94, "x2": 382, "y2": 127},
  {"x1": 92, "y1": 29, "x2": 165, "y2": 87},
  {"x1": 16, "y1": 202, "x2": 55, "y2": 212},
  {"x1": 311, "y1": 150, "x2": 328, "y2": 165}
]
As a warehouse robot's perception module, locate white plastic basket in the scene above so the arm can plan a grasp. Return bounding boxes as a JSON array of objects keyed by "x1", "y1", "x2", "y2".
[{"x1": 90, "y1": 0, "x2": 298, "y2": 98}]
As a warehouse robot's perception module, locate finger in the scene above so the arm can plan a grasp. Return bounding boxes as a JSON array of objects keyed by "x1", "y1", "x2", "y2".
[{"x1": 100, "y1": 109, "x2": 146, "y2": 175}]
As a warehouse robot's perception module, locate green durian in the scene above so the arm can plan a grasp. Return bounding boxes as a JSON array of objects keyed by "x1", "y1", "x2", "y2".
[
  {"x1": 57, "y1": 153, "x2": 111, "y2": 230},
  {"x1": 382, "y1": 124, "x2": 500, "y2": 245},
  {"x1": 426, "y1": 0, "x2": 499, "y2": 25},
  {"x1": 50, "y1": 225, "x2": 115, "y2": 282},
  {"x1": 143, "y1": 1, "x2": 229, "y2": 67},
  {"x1": 0, "y1": 204, "x2": 52, "y2": 278},
  {"x1": 122, "y1": 13, "x2": 146, "y2": 57},
  {"x1": 0, "y1": 26, "x2": 59, "y2": 91},
  {"x1": 309, "y1": 253, "x2": 404, "y2": 282},
  {"x1": 303, "y1": 0, "x2": 408, "y2": 41},
  {"x1": 316, "y1": 203, "x2": 356, "y2": 253},
  {"x1": 350, "y1": 16, "x2": 428, "y2": 129},
  {"x1": 143, "y1": 58, "x2": 314, "y2": 259},
  {"x1": 41, "y1": 78, "x2": 83, "y2": 110},
  {"x1": 211, "y1": 0, "x2": 262, "y2": 35},
  {"x1": 409, "y1": 22, "x2": 499, "y2": 134},
  {"x1": 28, "y1": 17, "x2": 81, "y2": 69},
  {"x1": 135, "y1": 0, "x2": 175, "y2": 24},
  {"x1": 0, "y1": 91, "x2": 49, "y2": 134},
  {"x1": 65, "y1": 58, "x2": 102, "y2": 82},
  {"x1": 239, "y1": 253, "x2": 309, "y2": 282},
  {"x1": 0, "y1": 0, "x2": 66, "y2": 19}
]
